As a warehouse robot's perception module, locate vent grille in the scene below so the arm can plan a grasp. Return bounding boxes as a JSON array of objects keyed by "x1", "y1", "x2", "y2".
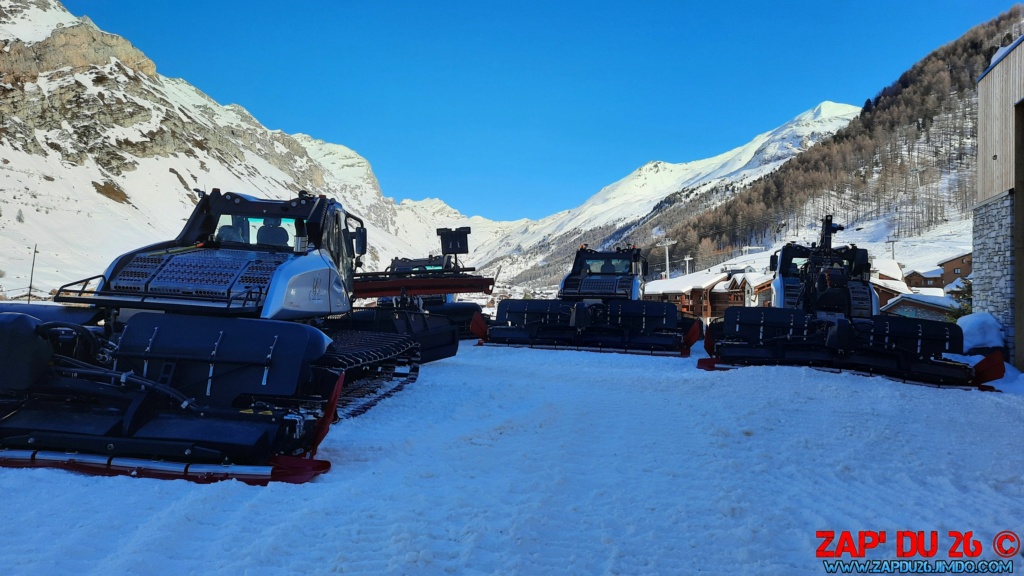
[{"x1": 110, "y1": 249, "x2": 289, "y2": 302}]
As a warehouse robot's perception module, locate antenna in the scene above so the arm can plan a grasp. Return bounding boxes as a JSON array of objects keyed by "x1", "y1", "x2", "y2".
[{"x1": 27, "y1": 244, "x2": 37, "y2": 304}]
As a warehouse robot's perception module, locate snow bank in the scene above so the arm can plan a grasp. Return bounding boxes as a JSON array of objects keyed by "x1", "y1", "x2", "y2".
[{"x1": 959, "y1": 312, "x2": 1006, "y2": 351}]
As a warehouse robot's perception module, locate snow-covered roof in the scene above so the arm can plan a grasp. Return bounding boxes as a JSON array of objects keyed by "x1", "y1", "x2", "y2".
[
  {"x1": 871, "y1": 258, "x2": 903, "y2": 280},
  {"x1": 871, "y1": 278, "x2": 911, "y2": 295},
  {"x1": 945, "y1": 277, "x2": 967, "y2": 292},
  {"x1": 726, "y1": 272, "x2": 773, "y2": 290},
  {"x1": 881, "y1": 292, "x2": 957, "y2": 312},
  {"x1": 645, "y1": 271, "x2": 728, "y2": 295},
  {"x1": 937, "y1": 252, "x2": 972, "y2": 266},
  {"x1": 906, "y1": 267, "x2": 942, "y2": 278},
  {"x1": 911, "y1": 287, "x2": 945, "y2": 297}
]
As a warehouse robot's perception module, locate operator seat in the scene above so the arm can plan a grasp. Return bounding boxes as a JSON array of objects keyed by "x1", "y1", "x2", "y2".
[
  {"x1": 216, "y1": 225, "x2": 243, "y2": 243},
  {"x1": 813, "y1": 268, "x2": 851, "y2": 314},
  {"x1": 257, "y1": 217, "x2": 289, "y2": 247}
]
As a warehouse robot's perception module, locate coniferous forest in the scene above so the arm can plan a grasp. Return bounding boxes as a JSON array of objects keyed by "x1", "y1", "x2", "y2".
[{"x1": 626, "y1": 6, "x2": 1024, "y2": 273}]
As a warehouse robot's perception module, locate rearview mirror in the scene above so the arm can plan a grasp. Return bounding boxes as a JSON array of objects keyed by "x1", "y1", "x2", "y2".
[
  {"x1": 769, "y1": 254, "x2": 778, "y2": 272},
  {"x1": 353, "y1": 227, "x2": 367, "y2": 256}
]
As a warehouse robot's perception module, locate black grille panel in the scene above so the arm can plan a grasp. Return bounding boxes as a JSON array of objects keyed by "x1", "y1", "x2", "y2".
[
  {"x1": 110, "y1": 249, "x2": 289, "y2": 302},
  {"x1": 110, "y1": 255, "x2": 166, "y2": 293}
]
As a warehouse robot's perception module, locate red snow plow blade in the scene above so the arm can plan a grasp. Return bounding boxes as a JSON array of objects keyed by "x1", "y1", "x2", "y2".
[
  {"x1": 353, "y1": 274, "x2": 494, "y2": 299},
  {"x1": 970, "y1": 349, "x2": 1007, "y2": 389}
]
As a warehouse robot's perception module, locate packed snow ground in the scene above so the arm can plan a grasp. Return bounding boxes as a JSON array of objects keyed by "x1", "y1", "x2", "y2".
[{"x1": 1, "y1": 339, "x2": 1022, "y2": 575}]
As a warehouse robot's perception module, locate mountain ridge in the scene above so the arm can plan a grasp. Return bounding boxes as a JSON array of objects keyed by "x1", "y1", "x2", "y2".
[{"x1": 479, "y1": 102, "x2": 860, "y2": 285}]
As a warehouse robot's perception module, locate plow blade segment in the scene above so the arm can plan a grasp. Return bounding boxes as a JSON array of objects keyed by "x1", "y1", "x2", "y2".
[
  {"x1": 860, "y1": 315, "x2": 964, "y2": 356},
  {"x1": 0, "y1": 312, "x2": 422, "y2": 484},
  {"x1": 352, "y1": 275, "x2": 494, "y2": 299},
  {"x1": 487, "y1": 299, "x2": 572, "y2": 346},
  {"x1": 470, "y1": 310, "x2": 490, "y2": 340},
  {"x1": 721, "y1": 307, "x2": 815, "y2": 345},
  {"x1": 971, "y1": 350, "x2": 1006, "y2": 386},
  {"x1": 484, "y1": 298, "x2": 692, "y2": 355},
  {"x1": 116, "y1": 313, "x2": 330, "y2": 405},
  {"x1": 682, "y1": 316, "x2": 703, "y2": 350},
  {"x1": 602, "y1": 301, "x2": 679, "y2": 332},
  {"x1": 423, "y1": 301, "x2": 486, "y2": 339},
  {"x1": 711, "y1": 306, "x2": 984, "y2": 388}
]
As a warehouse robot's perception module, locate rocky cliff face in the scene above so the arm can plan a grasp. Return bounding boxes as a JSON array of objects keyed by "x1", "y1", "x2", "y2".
[
  {"x1": 1, "y1": 22, "x2": 333, "y2": 191},
  {"x1": 1, "y1": 1, "x2": 155, "y2": 78},
  {"x1": 0, "y1": 0, "x2": 446, "y2": 289}
]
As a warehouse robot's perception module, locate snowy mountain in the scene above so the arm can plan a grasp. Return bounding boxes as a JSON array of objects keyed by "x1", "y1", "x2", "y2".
[
  {"x1": 0, "y1": 0, "x2": 857, "y2": 295},
  {"x1": 473, "y1": 102, "x2": 861, "y2": 284},
  {"x1": 547, "y1": 102, "x2": 860, "y2": 236}
]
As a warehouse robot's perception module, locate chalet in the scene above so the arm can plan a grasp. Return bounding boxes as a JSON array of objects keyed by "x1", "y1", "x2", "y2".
[
  {"x1": 903, "y1": 268, "x2": 943, "y2": 289},
  {"x1": 710, "y1": 282, "x2": 744, "y2": 318},
  {"x1": 644, "y1": 270, "x2": 728, "y2": 318},
  {"x1": 725, "y1": 272, "x2": 773, "y2": 308},
  {"x1": 880, "y1": 293, "x2": 958, "y2": 322},
  {"x1": 703, "y1": 266, "x2": 761, "y2": 317},
  {"x1": 937, "y1": 252, "x2": 972, "y2": 288},
  {"x1": 977, "y1": 36, "x2": 1023, "y2": 367}
]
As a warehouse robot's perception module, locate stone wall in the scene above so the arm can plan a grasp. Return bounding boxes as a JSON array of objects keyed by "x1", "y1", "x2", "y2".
[{"x1": 972, "y1": 190, "x2": 1016, "y2": 363}]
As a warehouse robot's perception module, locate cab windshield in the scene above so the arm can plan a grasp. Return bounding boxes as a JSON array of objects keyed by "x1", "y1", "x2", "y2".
[
  {"x1": 213, "y1": 215, "x2": 299, "y2": 248},
  {"x1": 582, "y1": 258, "x2": 631, "y2": 274},
  {"x1": 787, "y1": 257, "x2": 809, "y2": 276}
]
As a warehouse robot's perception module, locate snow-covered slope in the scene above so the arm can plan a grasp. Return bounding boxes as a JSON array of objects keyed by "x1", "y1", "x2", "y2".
[
  {"x1": 649, "y1": 216, "x2": 976, "y2": 299},
  {"x1": 0, "y1": 0, "x2": 77, "y2": 42},
  {"x1": 471, "y1": 102, "x2": 861, "y2": 282},
  {"x1": 552, "y1": 102, "x2": 860, "y2": 235}
]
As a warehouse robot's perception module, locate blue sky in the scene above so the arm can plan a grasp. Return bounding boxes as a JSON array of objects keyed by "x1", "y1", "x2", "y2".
[{"x1": 62, "y1": 1, "x2": 1018, "y2": 221}]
